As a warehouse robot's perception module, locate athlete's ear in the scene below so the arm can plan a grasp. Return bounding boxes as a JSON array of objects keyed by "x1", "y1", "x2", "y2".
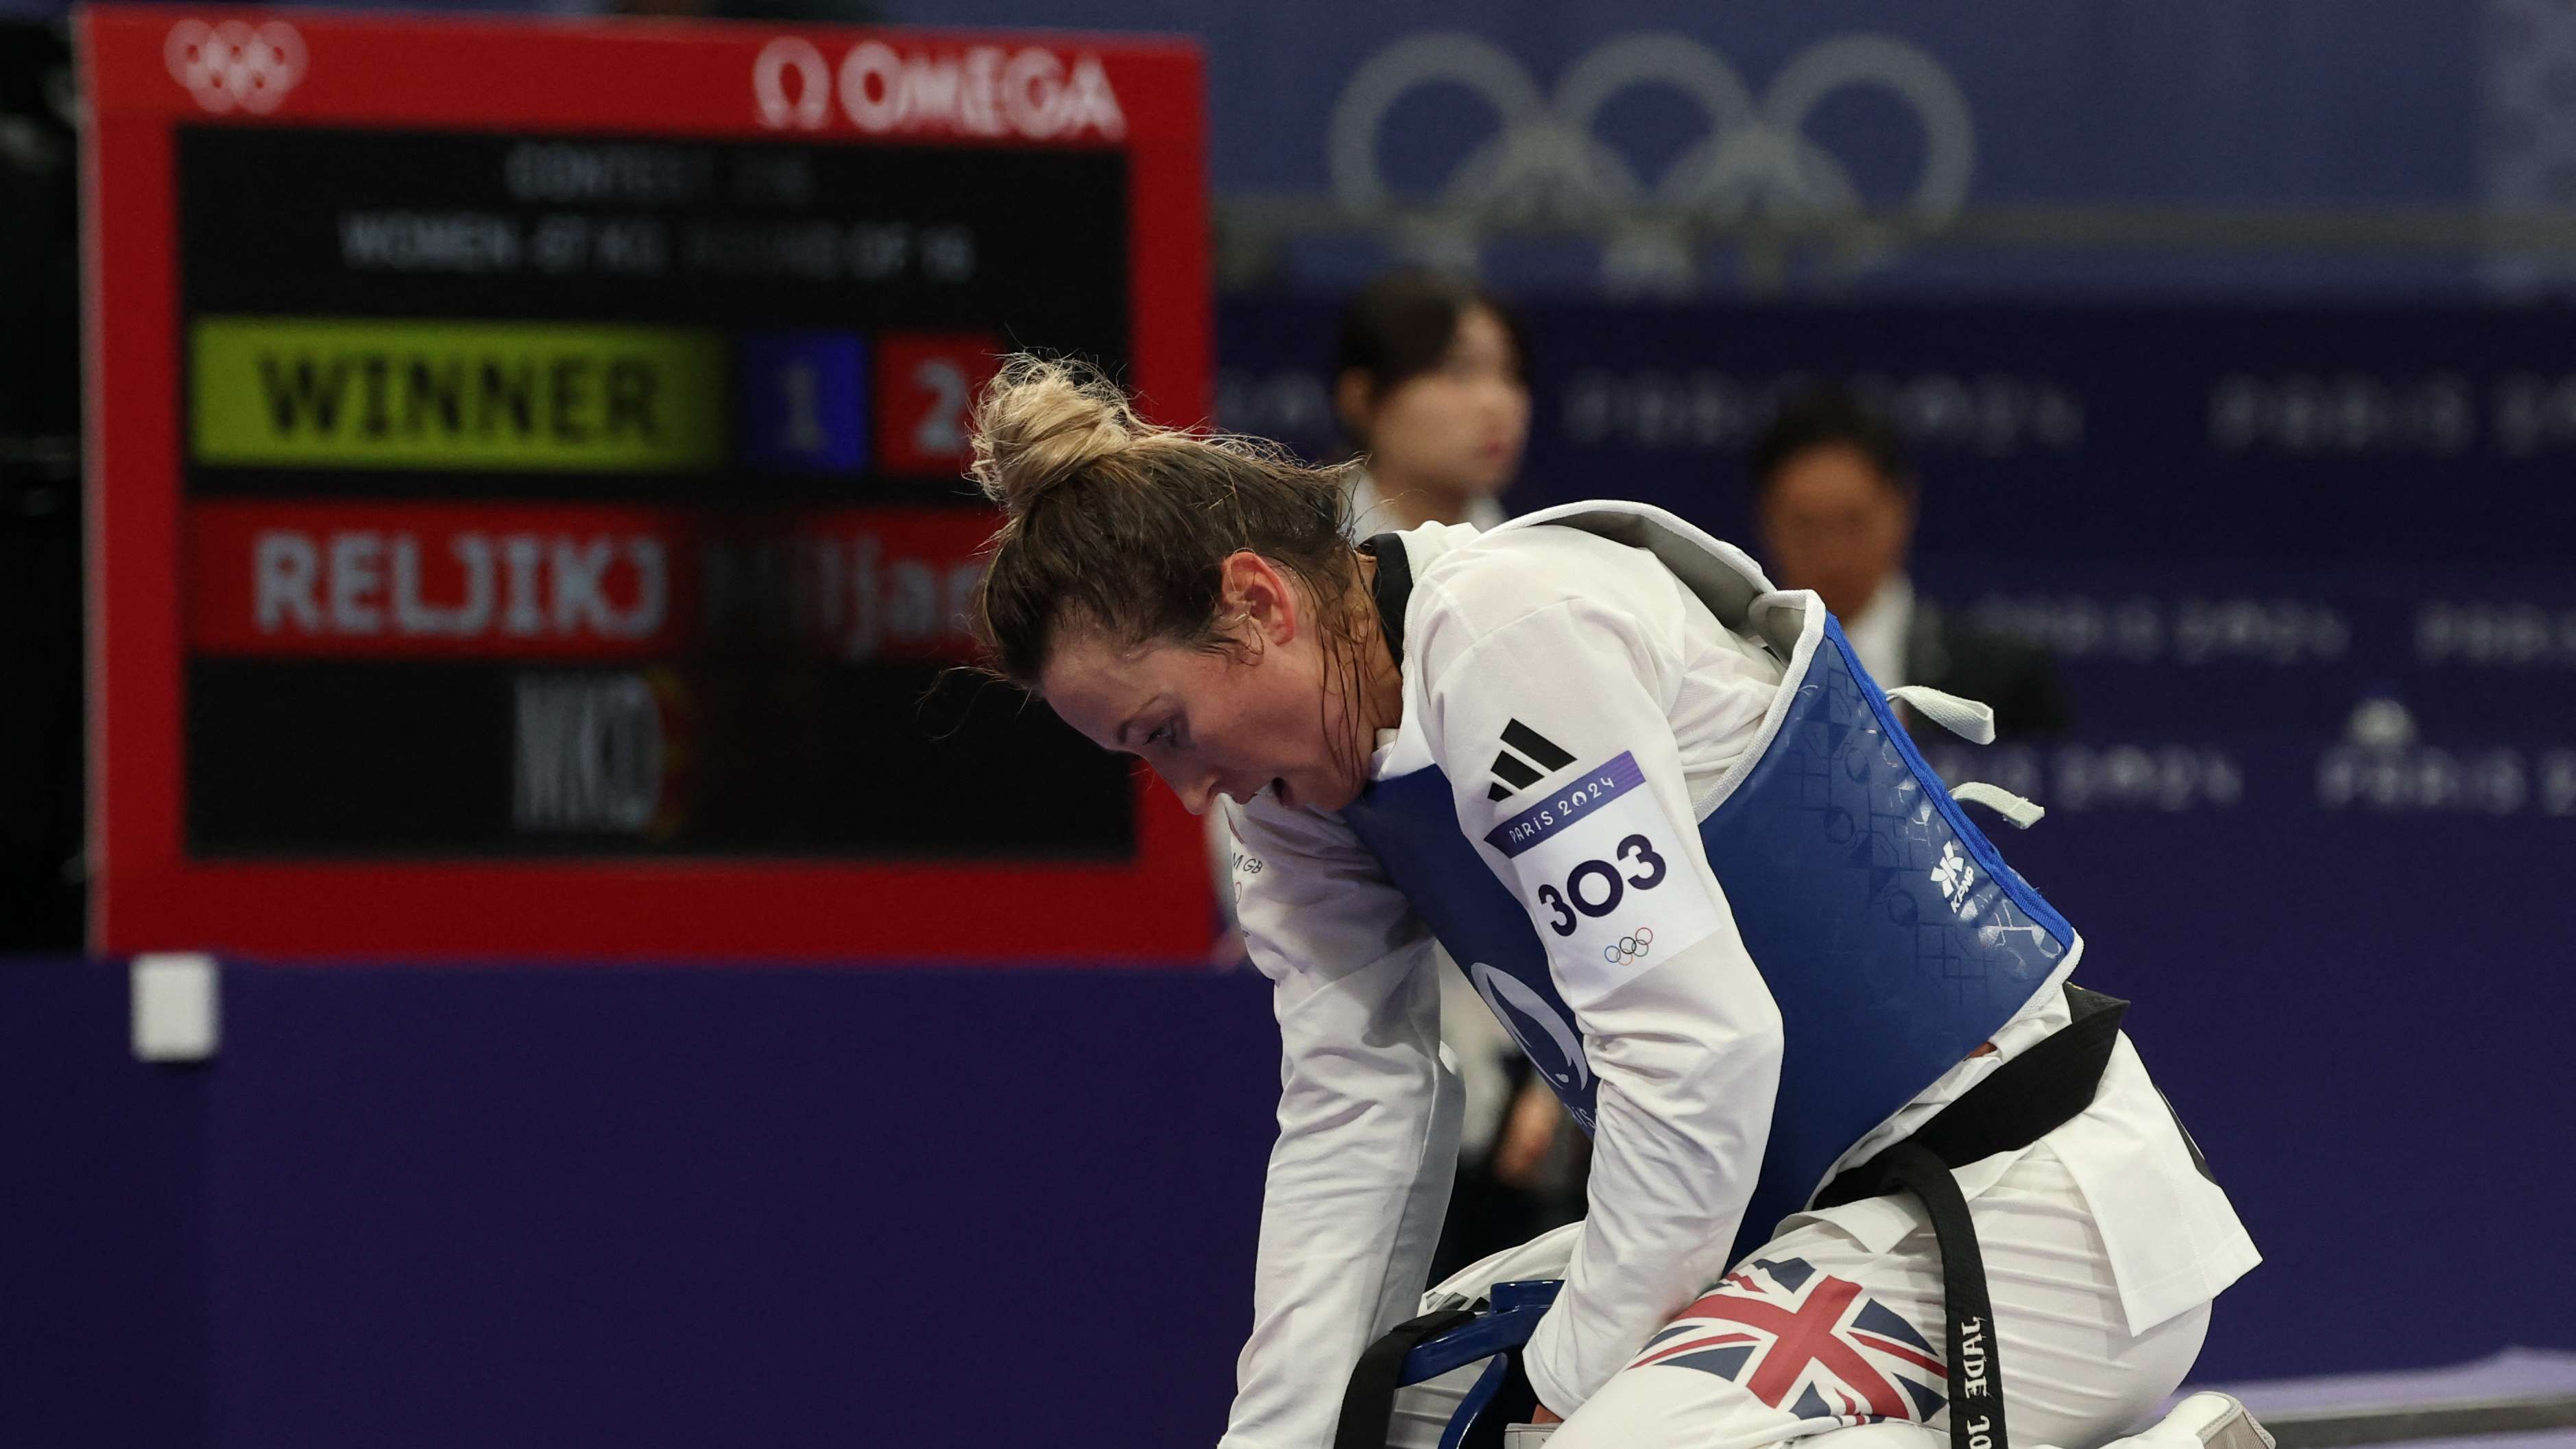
[{"x1": 1216, "y1": 551, "x2": 1300, "y2": 649}]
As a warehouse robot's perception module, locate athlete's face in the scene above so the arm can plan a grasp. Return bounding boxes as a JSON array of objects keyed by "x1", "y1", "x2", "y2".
[
  {"x1": 1339, "y1": 306, "x2": 1530, "y2": 503},
  {"x1": 1756, "y1": 443, "x2": 1915, "y2": 621},
  {"x1": 1041, "y1": 553, "x2": 1369, "y2": 816}
]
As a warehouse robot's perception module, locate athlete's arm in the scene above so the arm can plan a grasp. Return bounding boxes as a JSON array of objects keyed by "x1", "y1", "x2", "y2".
[
  {"x1": 1217, "y1": 795, "x2": 1460, "y2": 1449},
  {"x1": 1415, "y1": 588, "x2": 1785, "y2": 1418}
]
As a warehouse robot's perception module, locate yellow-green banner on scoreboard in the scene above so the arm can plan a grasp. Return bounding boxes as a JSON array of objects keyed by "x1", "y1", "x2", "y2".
[{"x1": 191, "y1": 318, "x2": 728, "y2": 471}]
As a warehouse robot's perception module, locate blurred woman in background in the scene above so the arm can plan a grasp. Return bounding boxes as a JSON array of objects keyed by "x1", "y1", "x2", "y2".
[
  {"x1": 1328, "y1": 272, "x2": 1576, "y2": 1280},
  {"x1": 1332, "y1": 270, "x2": 1530, "y2": 537},
  {"x1": 1210, "y1": 268, "x2": 1545, "y2": 1263}
]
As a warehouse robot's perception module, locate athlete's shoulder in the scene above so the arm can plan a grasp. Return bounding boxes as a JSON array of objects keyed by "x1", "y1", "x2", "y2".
[
  {"x1": 1412, "y1": 520, "x2": 1638, "y2": 622},
  {"x1": 1401, "y1": 509, "x2": 1706, "y2": 668}
]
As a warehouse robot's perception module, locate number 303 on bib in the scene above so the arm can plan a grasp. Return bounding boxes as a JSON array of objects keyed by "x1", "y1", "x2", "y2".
[
  {"x1": 1534, "y1": 833, "x2": 1666, "y2": 935},
  {"x1": 1485, "y1": 749, "x2": 1731, "y2": 981}
]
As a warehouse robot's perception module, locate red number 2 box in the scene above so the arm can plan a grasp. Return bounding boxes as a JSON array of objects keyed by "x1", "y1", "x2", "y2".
[{"x1": 871, "y1": 333, "x2": 1003, "y2": 477}]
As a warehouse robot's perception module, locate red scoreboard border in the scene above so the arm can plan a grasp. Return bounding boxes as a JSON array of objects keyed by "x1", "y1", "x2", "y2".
[{"x1": 80, "y1": 7, "x2": 1214, "y2": 961}]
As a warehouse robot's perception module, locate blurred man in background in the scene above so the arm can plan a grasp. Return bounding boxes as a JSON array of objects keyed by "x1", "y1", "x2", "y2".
[{"x1": 1750, "y1": 387, "x2": 2071, "y2": 739}]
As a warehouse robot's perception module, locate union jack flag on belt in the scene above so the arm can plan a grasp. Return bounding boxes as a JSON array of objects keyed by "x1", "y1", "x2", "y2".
[{"x1": 1627, "y1": 1256, "x2": 1949, "y2": 1426}]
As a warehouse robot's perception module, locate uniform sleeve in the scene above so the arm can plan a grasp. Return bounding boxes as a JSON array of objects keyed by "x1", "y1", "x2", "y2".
[
  {"x1": 1217, "y1": 796, "x2": 1462, "y2": 1449},
  {"x1": 1412, "y1": 589, "x2": 1785, "y2": 1416}
]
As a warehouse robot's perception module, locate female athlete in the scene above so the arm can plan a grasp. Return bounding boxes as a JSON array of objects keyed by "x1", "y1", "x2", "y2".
[{"x1": 965, "y1": 356, "x2": 2261, "y2": 1449}]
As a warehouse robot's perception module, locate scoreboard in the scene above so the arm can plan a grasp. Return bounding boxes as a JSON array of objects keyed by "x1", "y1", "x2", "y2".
[{"x1": 82, "y1": 10, "x2": 1212, "y2": 958}]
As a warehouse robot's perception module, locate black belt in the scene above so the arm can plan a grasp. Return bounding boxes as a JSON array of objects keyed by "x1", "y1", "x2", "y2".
[
  {"x1": 1334, "y1": 983, "x2": 2128, "y2": 1449},
  {"x1": 1334, "y1": 1306, "x2": 1507, "y2": 1449},
  {"x1": 1809, "y1": 984, "x2": 2128, "y2": 1449}
]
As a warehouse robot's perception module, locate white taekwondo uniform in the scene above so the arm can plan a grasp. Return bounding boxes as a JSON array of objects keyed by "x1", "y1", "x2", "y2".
[{"x1": 1216, "y1": 507, "x2": 2256, "y2": 1449}]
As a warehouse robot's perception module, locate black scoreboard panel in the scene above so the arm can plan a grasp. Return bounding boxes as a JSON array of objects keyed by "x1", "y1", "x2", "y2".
[{"x1": 176, "y1": 128, "x2": 1135, "y2": 857}]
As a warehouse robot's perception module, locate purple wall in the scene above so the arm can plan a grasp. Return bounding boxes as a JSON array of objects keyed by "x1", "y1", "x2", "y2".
[
  {"x1": 3, "y1": 959, "x2": 1283, "y2": 1448},
  {"x1": 1, "y1": 959, "x2": 210, "y2": 1447},
  {"x1": 3, "y1": 929, "x2": 2568, "y2": 1445}
]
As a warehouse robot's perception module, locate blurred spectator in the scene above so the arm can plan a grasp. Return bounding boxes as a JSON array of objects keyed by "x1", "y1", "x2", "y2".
[
  {"x1": 1750, "y1": 387, "x2": 2071, "y2": 739},
  {"x1": 1331, "y1": 270, "x2": 1530, "y2": 535},
  {"x1": 1214, "y1": 270, "x2": 1576, "y2": 1279},
  {"x1": 1334, "y1": 271, "x2": 1584, "y2": 1280}
]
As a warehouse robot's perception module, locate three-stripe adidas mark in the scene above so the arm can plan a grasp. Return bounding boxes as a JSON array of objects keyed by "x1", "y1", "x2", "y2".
[{"x1": 1488, "y1": 719, "x2": 1576, "y2": 802}]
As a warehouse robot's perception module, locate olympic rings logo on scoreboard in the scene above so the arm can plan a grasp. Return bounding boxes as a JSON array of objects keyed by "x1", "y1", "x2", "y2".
[
  {"x1": 753, "y1": 37, "x2": 1127, "y2": 141},
  {"x1": 1604, "y1": 927, "x2": 1654, "y2": 965},
  {"x1": 165, "y1": 19, "x2": 306, "y2": 115}
]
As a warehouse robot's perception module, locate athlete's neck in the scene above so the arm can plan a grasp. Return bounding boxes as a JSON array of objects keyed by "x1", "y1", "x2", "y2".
[{"x1": 1350, "y1": 553, "x2": 1406, "y2": 739}]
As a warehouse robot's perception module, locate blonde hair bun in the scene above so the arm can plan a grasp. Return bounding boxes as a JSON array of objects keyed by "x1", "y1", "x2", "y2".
[{"x1": 969, "y1": 355, "x2": 1149, "y2": 517}]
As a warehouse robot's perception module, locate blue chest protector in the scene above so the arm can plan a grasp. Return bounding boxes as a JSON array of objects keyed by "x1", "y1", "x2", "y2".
[{"x1": 1338, "y1": 507, "x2": 2076, "y2": 1267}]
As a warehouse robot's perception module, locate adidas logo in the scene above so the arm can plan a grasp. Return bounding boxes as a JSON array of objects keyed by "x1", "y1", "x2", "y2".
[{"x1": 1486, "y1": 719, "x2": 1575, "y2": 802}]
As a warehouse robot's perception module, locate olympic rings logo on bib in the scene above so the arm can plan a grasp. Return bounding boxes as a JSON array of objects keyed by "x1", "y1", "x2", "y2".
[{"x1": 1603, "y1": 927, "x2": 1655, "y2": 965}]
